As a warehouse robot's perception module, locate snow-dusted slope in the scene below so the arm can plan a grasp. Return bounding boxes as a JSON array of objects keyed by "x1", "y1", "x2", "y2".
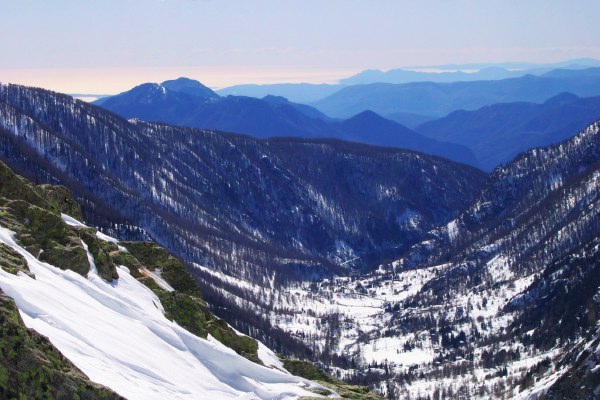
[
  {"x1": 195, "y1": 121, "x2": 600, "y2": 398},
  {"x1": 0, "y1": 223, "x2": 325, "y2": 400}
]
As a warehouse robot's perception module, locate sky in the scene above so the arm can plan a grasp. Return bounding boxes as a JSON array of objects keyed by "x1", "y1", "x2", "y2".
[{"x1": 2, "y1": 0, "x2": 600, "y2": 94}]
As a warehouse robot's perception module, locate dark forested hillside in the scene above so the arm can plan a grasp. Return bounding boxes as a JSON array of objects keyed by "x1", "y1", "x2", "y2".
[
  {"x1": 0, "y1": 84, "x2": 484, "y2": 282},
  {"x1": 364, "y1": 120, "x2": 600, "y2": 397},
  {"x1": 2, "y1": 82, "x2": 600, "y2": 398},
  {"x1": 251, "y1": 119, "x2": 600, "y2": 398},
  {"x1": 0, "y1": 85, "x2": 485, "y2": 364},
  {"x1": 405, "y1": 120, "x2": 600, "y2": 273},
  {"x1": 0, "y1": 83, "x2": 486, "y2": 360},
  {"x1": 95, "y1": 79, "x2": 477, "y2": 165}
]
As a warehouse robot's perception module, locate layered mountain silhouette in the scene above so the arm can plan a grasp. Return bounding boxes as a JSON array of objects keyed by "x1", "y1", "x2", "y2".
[
  {"x1": 217, "y1": 83, "x2": 343, "y2": 104},
  {"x1": 338, "y1": 59, "x2": 600, "y2": 85},
  {"x1": 417, "y1": 92, "x2": 600, "y2": 170},
  {"x1": 215, "y1": 59, "x2": 600, "y2": 103},
  {"x1": 3, "y1": 81, "x2": 600, "y2": 398},
  {"x1": 2, "y1": 83, "x2": 485, "y2": 283},
  {"x1": 311, "y1": 67, "x2": 600, "y2": 119},
  {"x1": 94, "y1": 78, "x2": 477, "y2": 165}
]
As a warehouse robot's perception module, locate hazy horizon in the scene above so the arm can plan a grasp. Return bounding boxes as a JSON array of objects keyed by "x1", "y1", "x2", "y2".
[{"x1": 2, "y1": 0, "x2": 600, "y2": 94}]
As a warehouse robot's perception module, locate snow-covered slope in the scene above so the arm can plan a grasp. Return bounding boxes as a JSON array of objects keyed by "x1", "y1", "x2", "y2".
[
  {"x1": 0, "y1": 221, "x2": 326, "y2": 400},
  {"x1": 195, "y1": 121, "x2": 600, "y2": 398},
  {"x1": 0, "y1": 82, "x2": 485, "y2": 365}
]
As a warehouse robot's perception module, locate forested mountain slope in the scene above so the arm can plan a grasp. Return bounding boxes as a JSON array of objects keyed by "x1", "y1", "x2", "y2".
[
  {"x1": 0, "y1": 82, "x2": 485, "y2": 361},
  {"x1": 417, "y1": 92, "x2": 600, "y2": 170},
  {"x1": 95, "y1": 78, "x2": 477, "y2": 165},
  {"x1": 0, "y1": 160, "x2": 347, "y2": 400}
]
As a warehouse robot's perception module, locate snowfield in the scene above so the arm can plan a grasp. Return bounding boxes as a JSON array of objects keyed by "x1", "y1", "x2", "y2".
[
  {"x1": 201, "y1": 250, "x2": 583, "y2": 399},
  {"x1": 0, "y1": 223, "x2": 328, "y2": 400}
]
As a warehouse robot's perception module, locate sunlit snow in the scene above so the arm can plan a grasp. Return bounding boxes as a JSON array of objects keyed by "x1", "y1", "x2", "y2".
[{"x1": 0, "y1": 224, "x2": 327, "y2": 400}]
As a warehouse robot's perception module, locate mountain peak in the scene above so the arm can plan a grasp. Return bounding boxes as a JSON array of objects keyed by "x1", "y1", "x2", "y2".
[
  {"x1": 347, "y1": 109, "x2": 388, "y2": 123},
  {"x1": 131, "y1": 82, "x2": 164, "y2": 92},
  {"x1": 161, "y1": 77, "x2": 219, "y2": 99},
  {"x1": 543, "y1": 91, "x2": 580, "y2": 105},
  {"x1": 344, "y1": 110, "x2": 411, "y2": 131}
]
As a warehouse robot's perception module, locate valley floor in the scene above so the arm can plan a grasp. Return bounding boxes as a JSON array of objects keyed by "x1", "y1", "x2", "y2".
[{"x1": 197, "y1": 256, "x2": 600, "y2": 399}]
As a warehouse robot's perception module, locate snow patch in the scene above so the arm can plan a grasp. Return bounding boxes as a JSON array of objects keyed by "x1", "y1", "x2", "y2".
[
  {"x1": 61, "y1": 213, "x2": 86, "y2": 227},
  {"x1": 447, "y1": 219, "x2": 459, "y2": 242}
]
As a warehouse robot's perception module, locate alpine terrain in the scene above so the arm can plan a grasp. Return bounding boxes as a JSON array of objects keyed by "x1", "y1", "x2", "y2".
[
  {"x1": 1, "y1": 81, "x2": 600, "y2": 399},
  {"x1": 0, "y1": 158, "x2": 382, "y2": 399},
  {"x1": 94, "y1": 77, "x2": 477, "y2": 165}
]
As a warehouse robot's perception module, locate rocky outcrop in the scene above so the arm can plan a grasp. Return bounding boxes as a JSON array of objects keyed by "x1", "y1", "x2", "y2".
[{"x1": 0, "y1": 289, "x2": 124, "y2": 400}]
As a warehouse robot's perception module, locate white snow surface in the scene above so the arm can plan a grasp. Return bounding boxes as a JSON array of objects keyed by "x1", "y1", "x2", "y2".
[
  {"x1": 0, "y1": 224, "x2": 326, "y2": 400},
  {"x1": 61, "y1": 213, "x2": 86, "y2": 227},
  {"x1": 257, "y1": 341, "x2": 286, "y2": 371},
  {"x1": 61, "y1": 214, "x2": 127, "y2": 251},
  {"x1": 96, "y1": 230, "x2": 119, "y2": 244},
  {"x1": 140, "y1": 267, "x2": 175, "y2": 292}
]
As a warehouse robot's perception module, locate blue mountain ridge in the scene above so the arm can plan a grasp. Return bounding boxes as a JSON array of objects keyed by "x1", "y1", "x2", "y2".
[{"x1": 94, "y1": 78, "x2": 477, "y2": 166}]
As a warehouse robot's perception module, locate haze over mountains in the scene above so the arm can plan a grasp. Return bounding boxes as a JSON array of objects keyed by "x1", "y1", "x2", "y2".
[
  {"x1": 94, "y1": 66, "x2": 600, "y2": 171},
  {"x1": 94, "y1": 78, "x2": 477, "y2": 166},
  {"x1": 216, "y1": 58, "x2": 600, "y2": 103},
  {"x1": 6, "y1": 0, "x2": 600, "y2": 396},
  {"x1": 3, "y1": 78, "x2": 600, "y2": 398},
  {"x1": 217, "y1": 83, "x2": 342, "y2": 104},
  {"x1": 416, "y1": 92, "x2": 600, "y2": 170},
  {"x1": 338, "y1": 58, "x2": 600, "y2": 85},
  {"x1": 3, "y1": 57, "x2": 600, "y2": 400},
  {"x1": 311, "y1": 67, "x2": 600, "y2": 119}
]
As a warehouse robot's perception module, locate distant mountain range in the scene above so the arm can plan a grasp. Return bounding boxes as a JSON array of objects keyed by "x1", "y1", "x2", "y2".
[
  {"x1": 217, "y1": 83, "x2": 343, "y2": 104},
  {"x1": 339, "y1": 58, "x2": 600, "y2": 85},
  {"x1": 416, "y1": 92, "x2": 600, "y2": 170},
  {"x1": 93, "y1": 70, "x2": 600, "y2": 171},
  {"x1": 4, "y1": 81, "x2": 600, "y2": 399},
  {"x1": 93, "y1": 78, "x2": 477, "y2": 165},
  {"x1": 215, "y1": 59, "x2": 600, "y2": 103},
  {"x1": 310, "y1": 67, "x2": 600, "y2": 119}
]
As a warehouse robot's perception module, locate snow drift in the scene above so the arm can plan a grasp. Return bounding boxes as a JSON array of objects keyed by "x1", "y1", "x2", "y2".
[{"x1": 0, "y1": 221, "x2": 327, "y2": 400}]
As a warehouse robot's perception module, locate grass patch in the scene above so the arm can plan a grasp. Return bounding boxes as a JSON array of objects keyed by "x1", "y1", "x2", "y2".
[{"x1": 283, "y1": 359, "x2": 384, "y2": 400}]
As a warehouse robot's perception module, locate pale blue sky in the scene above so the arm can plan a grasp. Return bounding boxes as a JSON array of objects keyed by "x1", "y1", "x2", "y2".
[{"x1": 2, "y1": 0, "x2": 599, "y2": 93}]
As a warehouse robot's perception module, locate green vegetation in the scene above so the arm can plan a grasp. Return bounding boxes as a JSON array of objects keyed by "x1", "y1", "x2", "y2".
[
  {"x1": 122, "y1": 241, "x2": 199, "y2": 294},
  {"x1": 0, "y1": 289, "x2": 122, "y2": 400},
  {"x1": 0, "y1": 159, "x2": 261, "y2": 369},
  {"x1": 0, "y1": 162, "x2": 125, "y2": 397},
  {"x1": 0, "y1": 161, "x2": 122, "y2": 281},
  {"x1": 283, "y1": 359, "x2": 336, "y2": 383},
  {"x1": 36, "y1": 183, "x2": 83, "y2": 221},
  {"x1": 0, "y1": 243, "x2": 32, "y2": 277},
  {"x1": 283, "y1": 359, "x2": 384, "y2": 400},
  {"x1": 0, "y1": 161, "x2": 94, "y2": 278},
  {"x1": 78, "y1": 228, "x2": 119, "y2": 281},
  {"x1": 8, "y1": 200, "x2": 90, "y2": 277},
  {"x1": 0, "y1": 161, "x2": 82, "y2": 220},
  {"x1": 109, "y1": 250, "x2": 143, "y2": 278},
  {"x1": 123, "y1": 241, "x2": 261, "y2": 364}
]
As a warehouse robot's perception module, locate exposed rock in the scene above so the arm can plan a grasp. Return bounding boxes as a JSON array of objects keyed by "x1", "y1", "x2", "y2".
[
  {"x1": 0, "y1": 242, "x2": 33, "y2": 278},
  {"x1": 0, "y1": 289, "x2": 123, "y2": 400}
]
